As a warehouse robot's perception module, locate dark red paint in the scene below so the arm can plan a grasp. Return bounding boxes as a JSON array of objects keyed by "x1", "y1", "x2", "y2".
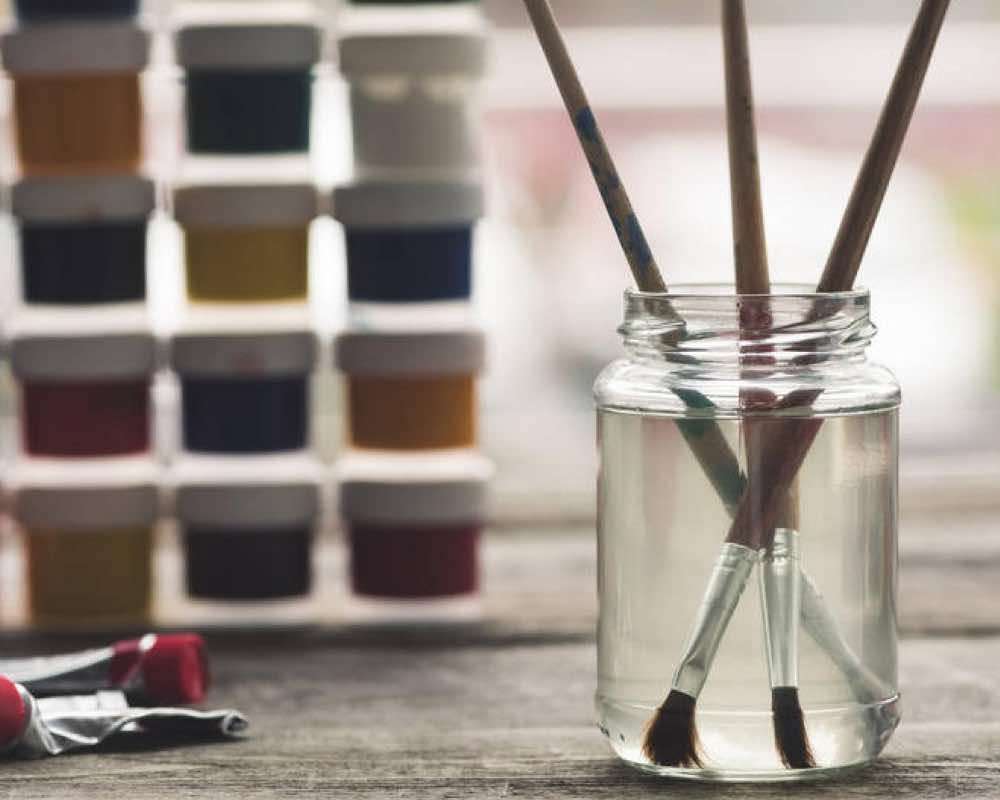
[
  {"x1": 349, "y1": 524, "x2": 480, "y2": 599},
  {"x1": 22, "y1": 380, "x2": 150, "y2": 457}
]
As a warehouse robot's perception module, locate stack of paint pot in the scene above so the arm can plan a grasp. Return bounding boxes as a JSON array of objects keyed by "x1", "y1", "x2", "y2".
[
  {"x1": 332, "y1": 1, "x2": 492, "y2": 619},
  {"x1": 165, "y1": 2, "x2": 324, "y2": 623},
  {"x1": 1, "y1": 1, "x2": 161, "y2": 629}
]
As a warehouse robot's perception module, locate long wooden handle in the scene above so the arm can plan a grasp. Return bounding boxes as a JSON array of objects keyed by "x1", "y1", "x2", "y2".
[
  {"x1": 723, "y1": 0, "x2": 770, "y2": 295},
  {"x1": 521, "y1": 0, "x2": 666, "y2": 293},
  {"x1": 819, "y1": 0, "x2": 951, "y2": 292}
]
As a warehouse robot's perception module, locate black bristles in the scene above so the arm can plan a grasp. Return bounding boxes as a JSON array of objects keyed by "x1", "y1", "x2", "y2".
[
  {"x1": 772, "y1": 687, "x2": 816, "y2": 769},
  {"x1": 641, "y1": 690, "x2": 703, "y2": 768}
]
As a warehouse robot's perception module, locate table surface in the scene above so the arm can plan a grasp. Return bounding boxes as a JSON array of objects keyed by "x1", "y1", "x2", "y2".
[{"x1": 2, "y1": 523, "x2": 999, "y2": 799}]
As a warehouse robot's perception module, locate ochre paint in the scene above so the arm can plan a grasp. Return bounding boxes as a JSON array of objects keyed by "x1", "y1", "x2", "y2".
[
  {"x1": 347, "y1": 375, "x2": 476, "y2": 450},
  {"x1": 13, "y1": 73, "x2": 142, "y2": 175},
  {"x1": 25, "y1": 526, "x2": 153, "y2": 627},
  {"x1": 184, "y1": 226, "x2": 309, "y2": 302}
]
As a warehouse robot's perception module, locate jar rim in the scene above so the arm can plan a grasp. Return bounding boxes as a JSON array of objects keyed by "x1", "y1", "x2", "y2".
[{"x1": 626, "y1": 283, "x2": 870, "y2": 303}]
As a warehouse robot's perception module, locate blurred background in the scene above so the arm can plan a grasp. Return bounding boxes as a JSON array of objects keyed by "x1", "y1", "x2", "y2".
[{"x1": 1, "y1": 0, "x2": 998, "y2": 527}]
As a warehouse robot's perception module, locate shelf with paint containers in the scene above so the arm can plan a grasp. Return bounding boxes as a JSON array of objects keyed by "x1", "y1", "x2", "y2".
[
  {"x1": 1, "y1": 20, "x2": 151, "y2": 177},
  {"x1": 7, "y1": 308, "x2": 159, "y2": 459},
  {"x1": 171, "y1": 182, "x2": 321, "y2": 305},
  {"x1": 336, "y1": 10, "x2": 488, "y2": 180},
  {"x1": 167, "y1": 452, "x2": 325, "y2": 624},
  {"x1": 172, "y1": 11, "x2": 324, "y2": 179},
  {"x1": 11, "y1": 175, "x2": 156, "y2": 307}
]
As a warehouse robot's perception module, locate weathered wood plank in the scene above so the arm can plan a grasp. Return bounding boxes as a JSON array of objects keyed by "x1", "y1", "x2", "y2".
[{"x1": 2, "y1": 637, "x2": 999, "y2": 798}]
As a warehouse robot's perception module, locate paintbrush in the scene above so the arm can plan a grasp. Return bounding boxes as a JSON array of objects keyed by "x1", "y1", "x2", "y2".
[{"x1": 645, "y1": 0, "x2": 951, "y2": 769}]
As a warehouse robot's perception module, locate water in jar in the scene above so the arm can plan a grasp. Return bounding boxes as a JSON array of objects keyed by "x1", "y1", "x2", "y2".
[{"x1": 596, "y1": 407, "x2": 899, "y2": 780}]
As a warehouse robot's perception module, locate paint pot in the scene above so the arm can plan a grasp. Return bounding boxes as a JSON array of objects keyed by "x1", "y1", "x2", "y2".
[
  {"x1": 173, "y1": 184, "x2": 318, "y2": 303},
  {"x1": 176, "y1": 24, "x2": 321, "y2": 156},
  {"x1": 171, "y1": 325, "x2": 317, "y2": 454},
  {"x1": 10, "y1": 459, "x2": 159, "y2": 629},
  {"x1": 339, "y1": 451, "x2": 491, "y2": 609},
  {"x1": 14, "y1": 0, "x2": 140, "y2": 21},
  {"x1": 1, "y1": 23, "x2": 149, "y2": 176},
  {"x1": 10, "y1": 313, "x2": 156, "y2": 458},
  {"x1": 13, "y1": 176, "x2": 154, "y2": 306},
  {"x1": 334, "y1": 329, "x2": 485, "y2": 451},
  {"x1": 173, "y1": 455, "x2": 321, "y2": 602},
  {"x1": 339, "y1": 28, "x2": 487, "y2": 177},
  {"x1": 332, "y1": 180, "x2": 483, "y2": 305}
]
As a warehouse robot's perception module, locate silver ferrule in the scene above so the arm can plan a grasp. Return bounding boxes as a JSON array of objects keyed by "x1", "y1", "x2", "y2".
[
  {"x1": 3, "y1": 686, "x2": 247, "y2": 760},
  {"x1": 760, "y1": 529, "x2": 801, "y2": 689},
  {"x1": 671, "y1": 543, "x2": 757, "y2": 698},
  {"x1": 800, "y1": 570, "x2": 891, "y2": 704}
]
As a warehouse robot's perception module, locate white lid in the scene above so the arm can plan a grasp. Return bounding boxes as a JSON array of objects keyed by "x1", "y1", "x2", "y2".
[
  {"x1": 332, "y1": 181, "x2": 484, "y2": 228},
  {"x1": 2, "y1": 23, "x2": 150, "y2": 75},
  {"x1": 173, "y1": 184, "x2": 319, "y2": 228},
  {"x1": 338, "y1": 451, "x2": 492, "y2": 526},
  {"x1": 339, "y1": 31, "x2": 487, "y2": 78},
  {"x1": 9, "y1": 309, "x2": 156, "y2": 381},
  {"x1": 12, "y1": 176, "x2": 155, "y2": 224},
  {"x1": 171, "y1": 328, "x2": 317, "y2": 377},
  {"x1": 173, "y1": 454, "x2": 322, "y2": 530},
  {"x1": 335, "y1": 329, "x2": 485, "y2": 377},
  {"x1": 176, "y1": 24, "x2": 321, "y2": 70},
  {"x1": 10, "y1": 458, "x2": 159, "y2": 531}
]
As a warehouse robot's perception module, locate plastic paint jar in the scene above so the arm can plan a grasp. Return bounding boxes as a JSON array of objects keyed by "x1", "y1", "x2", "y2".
[
  {"x1": 1, "y1": 23, "x2": 149, "y2": 176},
  {"x1": 11, "y1": 460, "x2": 159, "y2": 629},
  {"x1": 339, "y1": 28, "x2": 487, "y2": 177},
  {"x1": 10, "y1": 316, "x2": 156, "y2": 458},
  {"x1": 335, "y1": 329, "x2": 485, "y2": 451},
  {"x1": 14, "y1": 0, "x2": 140, "y2": 21},
  {"x1": 332, "y1": 180, "x2": 484, "y2": 305},
  {"x1": 13, "y1": 176, "x2": 155, "y2": 306},
  {"x1": 174, "y1": 455, "x2": 321, "y2": 603},
  {"x1": 173, "y1": 183, "x2": 319, "y2": 303},
  {"x1": 340, "y1": 454, "x2": 490, "y2": 604},
  {"x1": 176, "y1": 24, "x2": 321, "y2": 156},
  {"x1": 171, "y1": 326, "x2": 318, "y2": 454}
]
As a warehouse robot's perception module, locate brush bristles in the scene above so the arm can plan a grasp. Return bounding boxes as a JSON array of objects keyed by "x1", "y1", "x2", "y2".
[
  {"x1": 641, "y1": 690, "x2": 703, "y2": 768},
  {"x1": 771, "y1": 687, "x2": 816, "y2": 769}
]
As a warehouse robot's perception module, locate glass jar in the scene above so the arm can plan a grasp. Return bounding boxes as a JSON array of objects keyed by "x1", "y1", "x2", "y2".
[{"x1": 594, "y1": 286, "x2": 900, "y2": 781}]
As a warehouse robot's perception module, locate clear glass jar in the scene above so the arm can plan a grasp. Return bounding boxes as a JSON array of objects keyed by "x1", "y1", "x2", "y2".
[{"x1": 594, "y1": 285, "x2": 901, "y2": 781}]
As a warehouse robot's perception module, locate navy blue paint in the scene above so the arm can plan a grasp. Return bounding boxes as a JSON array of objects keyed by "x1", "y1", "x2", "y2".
[
  {"x1": 184, "y1": 526, "x2": 312, "y2": 600},
  {"x1": 21, "y1": 221, "x2": 147, "y2": 304},
  {"x1": 15, "y1": 0, "x2": 138, "y2": 19},
  {"x1": 185, "y1": 70, "x2": 312, "y2": 155},
  {"x1": 181, "y1": 376, "x2": 309, "y2": 453},
  {"x1": 346, "y1": 227, "x2": 472, "y2": 302}
]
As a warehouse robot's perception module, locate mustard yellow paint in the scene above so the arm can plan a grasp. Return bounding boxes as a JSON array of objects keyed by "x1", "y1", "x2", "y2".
[
  {"x1": 185, "y1": 226, "x2": 310, "y2": 302},
  {"x1": 13, "y1": 73, "x2": 143, "y2": 175},
  {"x1": 347, "y1": 375, "x2": 476, "y2": 451},
  {"x1": 25, "y1": 526, "x2": 153, "y2": 628}
]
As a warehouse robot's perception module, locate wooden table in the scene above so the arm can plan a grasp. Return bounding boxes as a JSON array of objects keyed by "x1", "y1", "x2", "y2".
[{"x1": 2, "y1": 525, "x2": 999, "y2": 799}]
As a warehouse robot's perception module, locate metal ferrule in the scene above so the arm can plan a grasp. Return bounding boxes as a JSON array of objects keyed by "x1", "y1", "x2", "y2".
[
  {"x1": 800, "y1": 571, "x2": 891, "y2": 704},
  {"x1": 760, "y1": 529, "x2": 801, "y2": 689},
  {"x1": 671, "y1": 543, "x2": 757, "y2": 698},
  {"x1": 3, "y1": 685, "x2": 247, "y2": 760}
]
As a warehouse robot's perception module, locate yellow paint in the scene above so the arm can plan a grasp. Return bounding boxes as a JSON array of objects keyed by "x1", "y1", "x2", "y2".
[
  {"x1": 24, "y1": 526, "x2": 153, "y2": 628},
  {"x1": 347, "y1": 375, "x2": 476, "y2": 451},
  {"x1": 185, "y1": 226, "x2": 310, "y2": 302},
  {"x1": 13, "y1": 73, "x2": 143, "y2": 175}
]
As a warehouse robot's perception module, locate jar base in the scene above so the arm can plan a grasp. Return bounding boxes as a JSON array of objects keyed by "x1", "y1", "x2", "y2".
[{"x1": 597, "y1": 694, "x2": 900, "y2": 782}]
